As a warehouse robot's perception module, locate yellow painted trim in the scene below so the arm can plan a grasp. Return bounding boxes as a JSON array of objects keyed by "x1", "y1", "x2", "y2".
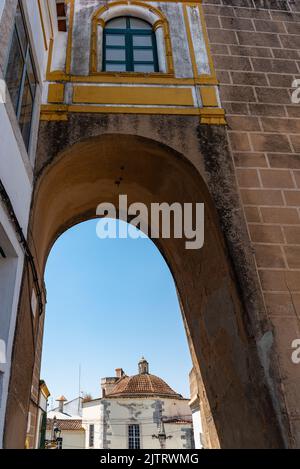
[
  {"x1": 48, "y1": 83, "x2": 65, "y2": 103},
  {"x1": 40, "y1": 104, "x2": 68, "y2": 121},
  {"x1": 41, "y1": 103, "x2": 199, "y2": 118},
  {"x1": 46, "y1": 71, "x2": 218, "y2": 85},
  {"x1": 40, "y1": 382, "x2": 50, "y2": 399},
  {"x1": 199, "y1": 107, "x2": 226, "y2": 125},
  {"x1": 46, "y1": 38, "x2": 54, "y2": 76},
  {"x1": 46, "y1": 0, "x2": 54, "y2": 38},
  {"x1": 200, "y1": 87, "x2": 218, "y2": 107},
  {"x1": 70, "y1": 105, "x2": 199, "y2": 115},
  {"x1": 45, "y1": 0, "x2": 55, "y2": 76},
  {"x1": 40, "y1": 113, "x2": 68, "y2": 121},
  {"x1": 183, "y1": 5, "x2": 198, "y2": 78},
  {"x1": 37, "y1": 0, "x2": 48, "y2": 51},
  {"x1": 153, "y1": 19, "x2": 164, "y2": 32},
  {"x1": 73, "y1": 86, "x2": 194, "y2": 106},
  {"x1": 183, "y1": 3, "x2": 217, "y2": 82},
  {"x1": 46, "y1": 37, "x2": 54, "y2": 77},
  {"x1": 40, "y1": 103, "x2": 226, "y2": 126}
]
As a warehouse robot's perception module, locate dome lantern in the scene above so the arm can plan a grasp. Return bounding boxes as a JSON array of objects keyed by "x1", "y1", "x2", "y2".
[{"x1": 138, "y1": 357, "x2": 149, "y2": 375}]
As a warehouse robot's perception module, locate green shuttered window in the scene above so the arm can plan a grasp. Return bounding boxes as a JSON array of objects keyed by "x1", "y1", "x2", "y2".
[{"x1": 103, "y1": 17, "x2": 159, "y2": 73}]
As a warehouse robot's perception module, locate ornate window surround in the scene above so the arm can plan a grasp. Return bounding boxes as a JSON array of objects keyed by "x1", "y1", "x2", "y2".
[{"x1": 90, "y1": 1, "x2": 174, "y2": 76}]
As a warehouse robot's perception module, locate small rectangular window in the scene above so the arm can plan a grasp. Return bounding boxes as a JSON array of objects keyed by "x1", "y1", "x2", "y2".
[
  {"x1": 128, "y1": 424, "x2": 140, "y2": 449},
  {"x1": 89, "y1": 424, "x2": 94, "y2": 447}
]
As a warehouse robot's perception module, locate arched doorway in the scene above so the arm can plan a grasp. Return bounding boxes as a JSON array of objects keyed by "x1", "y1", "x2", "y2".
[
  {"x1": 41, "y1": 218, "x2": 195, "y2": 449},
  {"x1": 4, "y1": 132, "x2": 284, "y2": 448}
]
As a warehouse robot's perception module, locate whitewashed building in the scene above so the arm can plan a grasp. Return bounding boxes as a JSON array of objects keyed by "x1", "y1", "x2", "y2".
[
  {"x1": 46, "y1": 395, "x2": 85, "y2": 449},
  {"x1": 82, "y1": 358, "x2": 194, "y2": 449},
  {"x1": 0, "y1": 0, "x2": 62, "y2": 447},
  {"x1": 45, "y1": 360, "x2": 194, "y2": 450}
]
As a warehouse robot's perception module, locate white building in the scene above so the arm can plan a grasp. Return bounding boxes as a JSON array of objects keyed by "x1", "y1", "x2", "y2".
[
  {"x1": 46, "y1": 359, "x2": 194, "y2": 450},
  {"x1": 0, "y1": 0, "x2": 61, "y2": 447},
  {"x1": 46, "y1": 395, "x2": 85, "y2": 449},
  {"x1": 83, "y1": 358, "x2": 194, "y2": 450}
]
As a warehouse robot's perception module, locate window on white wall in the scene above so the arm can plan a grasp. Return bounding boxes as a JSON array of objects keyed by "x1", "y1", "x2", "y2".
[
  {"x1": 128, "y1": 424, "x2": 140, "y2": 449},
  {"x1": 89, "y1": 424, "x2": 94, "y2": 448},
  {"x1": 103, "y1": 17, "x2": 159, "y2": 73}
]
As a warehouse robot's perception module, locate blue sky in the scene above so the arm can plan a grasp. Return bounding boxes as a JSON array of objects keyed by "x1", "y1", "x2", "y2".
[{"x1": 41, "y1": 219, "x2": 192, "y2": 409}]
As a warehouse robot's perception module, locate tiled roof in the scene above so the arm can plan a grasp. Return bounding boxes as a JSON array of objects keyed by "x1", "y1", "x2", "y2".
[
  {"x1": 106, "y1": 374, "x2": 183, "y2": 399},
  {"x1": 46, "y1": 418, "x2": 83, "y2": 431},
  {"x1": 164, "y1": 418, "x2": 193, "y2": 425}
]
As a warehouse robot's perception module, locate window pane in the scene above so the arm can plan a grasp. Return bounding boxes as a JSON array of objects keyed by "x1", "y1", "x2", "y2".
[
  {"x1": 128, "y1": 425, "x2": 140, "y2": 449},
  {"x1": 89, "y1": 425, "x2": 94, "y2": 447},
  {"x1": 26, "y1": 52, "x2": 37, "y2": 97},
  {"x1": 19, "y1": 75, "x2": 34, "y2": 149},
  {"x1": 106, "y1": 17, "x2": 127, "y2": 29},
  {"x1": 133, "y1": 49, "x2": 153, "y2": 61},
  {"x1": 5, "y1": 28, "x2": 24, "y2": 112},
  {"x1": 130, "y1": 18, "x2": 151, "y2": 29},
  {"x1": 106, "y1": 34, "x2": 125, "y2": 46},
  {"x1": 132, "y1": 35, "x2": 152, "y2": 47},
  {"x1": 106, "y1": 63, "x2": 126, "y2": 72},
  {"x1": 106, "y1": 49, "x2": 126, "y2": 61},
  {"x1": 134, "y1": 64, "x2": 155, "y2": 72},
  {"x1": 15, "y1": 4, "x2": 28, "y2": 56}
]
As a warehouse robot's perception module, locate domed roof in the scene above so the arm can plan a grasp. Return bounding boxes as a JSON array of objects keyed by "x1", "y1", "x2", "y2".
[{"x1": 106, "y1": 359, "x2": 183, "y2": 399}]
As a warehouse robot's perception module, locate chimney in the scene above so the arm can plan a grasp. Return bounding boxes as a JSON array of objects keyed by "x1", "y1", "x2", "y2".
[
  {"x1": 101, "y1": 377, "x2": 119, "y2": 397},
  {"x1": 56, "y1": 395, "x2": 67, "y2": 413},
  {"x1": 115, "y1": 368, "x2": 124, "y2": 379}
]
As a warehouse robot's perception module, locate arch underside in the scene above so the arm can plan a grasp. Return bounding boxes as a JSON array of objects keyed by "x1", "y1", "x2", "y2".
[{"x1": 4, "y1": 124, "x2": 284, "y2": 448}]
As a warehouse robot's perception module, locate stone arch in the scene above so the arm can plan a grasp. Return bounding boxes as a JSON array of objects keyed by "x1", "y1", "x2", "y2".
[
  {"x1": 4, "y1": 129, "x2": 284, "y2": 448},
  {"x1": 90, "y1": 1, "x2": 174, "y2": 74}
]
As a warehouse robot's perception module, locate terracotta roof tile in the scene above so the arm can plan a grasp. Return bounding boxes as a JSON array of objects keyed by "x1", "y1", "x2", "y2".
[
  {"x1": 106, "y1": 374, "x2": 183, "y2": 399},
  {"x1": 46, "y1": 419, "x2": 83, "y2": 431},
  {"x1": 164, "y1": 418, "x2": 192, "y2": 425}
]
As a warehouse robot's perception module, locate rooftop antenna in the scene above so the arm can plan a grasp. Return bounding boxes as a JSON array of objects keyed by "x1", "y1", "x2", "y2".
[{"x1": 78, "y1": 364, "x2": 81, "y2": 415}]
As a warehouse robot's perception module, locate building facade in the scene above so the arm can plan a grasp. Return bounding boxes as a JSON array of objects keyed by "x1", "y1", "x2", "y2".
[
  {"x1": 46, "y1": 395, "x2": 85, "y2": 449},
  {"x1": 0, "y1": 0, "x2": 55, "y2": 448},
  {"x1": 44, "y1": 360, "x2": 194, "y2": 450},
  {"x1": 82, "y1": 359, "x2": 194, "y2": 449},
  {"x1": 25, "y1": 380, "x2": 50, "y2": 449},
  {"x1": 0, "y1": 0, "x2": 300, "y2": 449}
]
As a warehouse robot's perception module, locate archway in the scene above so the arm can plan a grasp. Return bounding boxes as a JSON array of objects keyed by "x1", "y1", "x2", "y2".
[
  {"x1": 41, "y1": 217, "x2": 195, "y2": 449},
  {"x1": 4, "y1": 133, "x2": 283, "y2": 448}
]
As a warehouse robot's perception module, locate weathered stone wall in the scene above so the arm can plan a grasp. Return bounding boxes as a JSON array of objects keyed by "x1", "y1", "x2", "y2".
[
  {"x1": 203, "y1": 0, "x2": 300, "y2": 447},
  {"x1": 4, "y1": 0, "x2": 300, "y2": 449},
  {"x1": 25, "y1": 313, "x2": 45, "y2": 449}
]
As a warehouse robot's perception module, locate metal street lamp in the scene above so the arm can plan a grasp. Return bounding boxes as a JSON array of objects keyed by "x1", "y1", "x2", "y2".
[
  {"x1": 53, "y1": 426, "x2": 61, "y2": 440},
  {"x1": 152, "y1": 419, "x2": 172, "y2": 449}
]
